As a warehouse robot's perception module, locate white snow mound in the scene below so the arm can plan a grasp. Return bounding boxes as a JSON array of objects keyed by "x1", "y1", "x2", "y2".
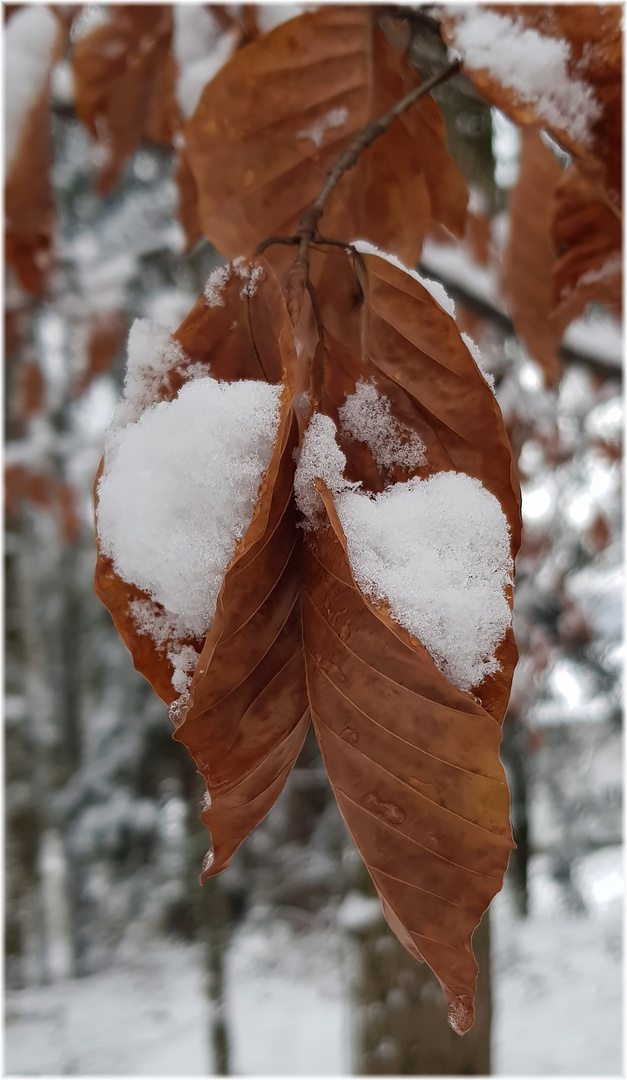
[
  {"x1": 295, "y1": 413, "x2": 512, "y2": 691},
  {"x1": 97, "y1": 377, "x2": 282, "y2": 638}
]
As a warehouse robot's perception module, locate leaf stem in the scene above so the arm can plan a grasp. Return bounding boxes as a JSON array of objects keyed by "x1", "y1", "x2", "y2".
[{"x1": 297, "y1": 58, "x2": 460, "y2": 254}]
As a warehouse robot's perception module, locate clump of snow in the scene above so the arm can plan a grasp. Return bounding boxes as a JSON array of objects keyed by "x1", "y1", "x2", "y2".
[
  {"x1": 169, "y1": 644, "x2": 201, "y2": 695},
  {"x1": 336, "y1": 472, "x2": 513, "y2": 690},
  {"x1": 460, "y1": 332, "x2": 495, "y2": 391},
  {"x1": 109, "y1": 319, "x2": 187, "y2": 431},
  {"x1": 448, "y1": 7, "x2": 601, "y2": 148},
  {"x1": 173, "y1": 5, "x2": 238, "y2": 119},
  {"x1": 295, "y1": 413, "x2": 512, "y2": 692},
  {"x1": 97, "y1": 377, "x2": 282, "y2": 639},
  {"x1": 297, "y1": 107, "x2": 349, "y2": 149},
  {"x1": 352, "y1": 240, "x2": 456, "y2": 317},
  {"x1": 204, "y1": 258, "x2": 264, "y2": 308},
  {"x1": 293, "y1": 413, "x2": 358, "y2": 528},
  {"x1": 5, "y1": 6, "x2": 58, "y2": 171},
  {"x1": 129, "y1": 598, "x2": 192, "y2": 648},
  {"x1": 338, "y1": 381, "x2": 427, "y2": 469}
]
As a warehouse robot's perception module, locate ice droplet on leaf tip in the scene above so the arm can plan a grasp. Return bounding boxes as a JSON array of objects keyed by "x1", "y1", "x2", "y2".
[{"x1": 201, "y1": 848, "x2": 215, "y2": 874}]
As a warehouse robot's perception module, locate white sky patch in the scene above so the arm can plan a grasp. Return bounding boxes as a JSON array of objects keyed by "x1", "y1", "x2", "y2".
[
  {"x1": 352, "y1": 240, "x2": 456, "y2": 317},
  {"x1": 173, "y1": 5, "x2": 239, "y2": 120},
  {"x1": 460, "y1": 333, "x2": 495, "y2": 391},
  {"x1": 256, "y1": 5, "x2": 306, "y2": 33},
  {"x1": 295, "y1": 414, "x2": 511, "y2": 692},
  {"x1": 97, "y1": 378, "x2": 282, "y2": 638},
  {"x1": 338, "y1": 381, "x2": 427, "y2": 470},
  {"x1": 448, "y1": 7, "x2": 600, "y2": 148},
  {"x1": 5, "y1": 6, "x2": 58, "y2": 171},
  {"x1": 297, "y1": 107, "x2": 349, "y2": 149}
]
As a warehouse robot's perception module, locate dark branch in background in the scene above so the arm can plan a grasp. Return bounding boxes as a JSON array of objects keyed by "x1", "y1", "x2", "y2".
[{"x1": 418, "y1": 258, "x2": 623, "y2": 382}]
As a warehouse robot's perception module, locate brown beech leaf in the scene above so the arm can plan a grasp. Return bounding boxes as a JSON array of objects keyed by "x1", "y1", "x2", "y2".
[
  {"x1": 185, "y1": 7, "x2": 467, "y2": 261},
  {"x1": 296, "y1": 247, "x2": 519, "y2": 1029},
  {"x1": 94, "y1": 259, "x2": 309, "y2": 872},
  {"x1": 442, "y1": 5, "x2": 622, "y2": 210},
  {"x1": 302, "y1": 482, "x2": 514, "y2": 1034},
  {"x1": 5, "y1": 7, "x2": 65, "y2": 293},
  {"x1": 95, "y1": 257, "x2": 296, "y2": 701},
  {"x1": 500, "y1": 128, "x2": 565, "y2": 388},
  {"x1": 551, "y1": 165, "x2": 622, "y2": 325},
  {"x1": 75, "y1": 311, "x2": 129, "y2": 398},
  {"x1": 73, "y1": 5, "x2": 175, "y2": 195}
]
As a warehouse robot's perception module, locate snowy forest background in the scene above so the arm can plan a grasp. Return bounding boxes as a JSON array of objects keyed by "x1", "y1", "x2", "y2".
[{"x1": 4, "y1": 4, "x2": 622, "y2": 1076}]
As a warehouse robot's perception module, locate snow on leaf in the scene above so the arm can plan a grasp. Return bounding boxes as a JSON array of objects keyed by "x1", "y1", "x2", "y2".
[
  {"x1": 302, "y1": 479, "x2": 513, "y2": 1035},
  {"x1": 443, "y1": 5, "x2": 622, "y2": 210},
  {"x1": 184, "y1": 8, "x2": 467, "y2": 263}
]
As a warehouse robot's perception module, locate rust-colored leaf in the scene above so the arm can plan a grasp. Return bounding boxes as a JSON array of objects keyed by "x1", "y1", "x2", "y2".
[
  {"x1": 73, "y1": 5, "x2": 174, "y2": 195},
  {"x1": 443, "y1": 5, "x2": 622, "y2": 210},
  {"x1": 185, "y1": 7, "x2": 467, "y2": 261},
  {"x1": 303, "y1": 482, "x2": 513, "y2": 1034},
  {"x1": 75, "y1": 311, "x2": 129, "y2": 398},
  {"x1": 5, "y1": 7, "x2": 65, "y2": 294},
  {"x1": 94, "y1": 259, "x2": 309, "y2": 872},
  {"x1": 500, "y1": 128, "x2": 565, "y2": 388},
  {"x1": 296, "y1": 247, "x2": 519, "y2": 1028},
  {"x1": 551, "y1": 165, "x2": 622, "y2": 325},
  {"x1": 175, "y1": 143, "x2": 202, "y2": 253}
]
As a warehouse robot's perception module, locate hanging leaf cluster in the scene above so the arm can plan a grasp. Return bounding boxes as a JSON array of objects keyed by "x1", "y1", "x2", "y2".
[{"x1": 6, "y1": 2, "x2": 621, "y2": 1035}]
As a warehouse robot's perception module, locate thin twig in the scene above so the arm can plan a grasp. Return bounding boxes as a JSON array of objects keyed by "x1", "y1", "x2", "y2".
[
  {"x1": 297, "y1": 58, "x2": 461, "y2": 260},
  {"x1": 281, "y1": 57, "x2": 460, "y2": 323}
]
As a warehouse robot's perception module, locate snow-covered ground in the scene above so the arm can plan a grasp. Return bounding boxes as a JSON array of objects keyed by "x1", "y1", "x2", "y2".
[{"x1": 5, "y1": 856, "x2": 622, "y2": 1076}]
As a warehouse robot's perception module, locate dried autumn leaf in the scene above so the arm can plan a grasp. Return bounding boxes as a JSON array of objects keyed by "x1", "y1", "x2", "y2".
[
  {"x1": 551, "y1": 165, "x2": 622, "y2": 325},
  {"x1": 75, "y1": 311, "x2": 129, "y2": 398},
  {"x1": 500, "y1": 128, "x2": 565, "y2": 388},
  {"x1": 73, "y1": 5, "x2": 175, "y2": 195},
  {"x1": 94, "y1": 258, "x2": 309, "y2": 872},
  {"x1": 442, "y1": 5, "x2": 622, "y2": 210},
  {"x1": 5, "y1": 6, "x2": 65, "y2": 293},
  {"x1": 303, "y1": 482, "x2": 513, "y2": 1033},
  {"x1": 296, "y1": 247, "x2": 519, "y2": 1029},
  {"x1": 185, "y1": 6, "x2": 467, "y2": 262}
]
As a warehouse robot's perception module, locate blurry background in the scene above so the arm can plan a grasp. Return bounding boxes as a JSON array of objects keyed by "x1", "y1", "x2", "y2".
[{"x1": 4, "y1": 4, "x2": 622, "y2": 1075}]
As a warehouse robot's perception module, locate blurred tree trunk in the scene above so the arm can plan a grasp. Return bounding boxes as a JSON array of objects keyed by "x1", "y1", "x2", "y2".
[{"x1": 345, "y1": 873, "x2": 491, "y2": 1074}]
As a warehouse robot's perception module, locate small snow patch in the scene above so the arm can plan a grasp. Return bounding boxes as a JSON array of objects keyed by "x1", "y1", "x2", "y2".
[
  {"x1": 339, "y1": 381, "x2": 427, "y2": 469},
  {"x1": 204, "y1": 258, "x2": 264, "y2": 307},
  {"x1": 294, "y1": 413, "x2": 358, "y2": 528},
  {"x1": 352, "y1": 240, "x2": 455, "y2": 317},
  {"x1": 461, "y1": 332, "x2": 495, "y2": 391},
  {"x1": 297, "y1": 107, "x2": 349, "y2": 149}
]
